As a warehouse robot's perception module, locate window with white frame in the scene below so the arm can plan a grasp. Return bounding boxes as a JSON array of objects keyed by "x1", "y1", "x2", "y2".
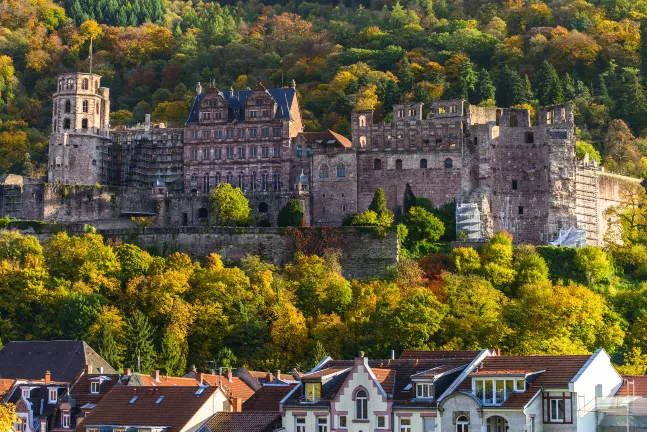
[
  {"x1": 296, "y1": 417, "x2": 306, "y2": 432},
  {"x1": 304, "y1": 382, "x2": 321, "y2": 402},
  {"x1": 355, "y1": 390, "x2": 368, "y2": 420},
  {"x1": 473, "y1": 378, "x2": 525, "y2": 405},
  {"x1": 338, "y1": 415, "x2": 347, "y2": 428},
  {"x1": 48, "y1": 388, "x2": 58, "y2": 403},
  {"x1": 377, "y1": 415, "x2": 386, "y2": 428},
  {"x1": 550, "y1": 399, "x2": 565, "y2": 422},
  {"x1": 400, "y1": 418, "x2": 411, "y2": 432},
  {"x1": 21, "y1": 388, "x2": 30, "y2": 399},
  {"x1": 90, "y1": 381, "x2": 100, "y2": 394},
  {"x1": 416, "y1": 383, "x2": 433, "y2": 399},
  {"x1": 317, "y1": 417, "x2": 328, "y2": 432},
  {"x1": 62, "y1": 412, "x2": 70, "y2": 428},
  {"x1": 456, "y1": 415, "x2": 468, "y2": 432},
  {"x1": 423, "y1": 417, "x2": 436, "y2": 432}
]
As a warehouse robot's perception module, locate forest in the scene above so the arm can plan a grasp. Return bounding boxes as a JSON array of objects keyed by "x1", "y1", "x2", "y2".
[{"x1": 2, "y1": 0, "x2": 647, "y2": 177}]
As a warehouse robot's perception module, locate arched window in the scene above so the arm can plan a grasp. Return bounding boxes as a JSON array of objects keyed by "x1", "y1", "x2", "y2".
[
  {"x1": 58, "y1": 79, "x2": 63, "y2": 91},
  {"x1": 191, "y1": 174, "x2": 197, "y2": 183},
  {"x1": 420, "y1": 158, "x2": 428, "y2": 169},
  {"x1": 359, "y1": 115, "x2": 366, "y2": 127},
  {"x1": 203, "y1": 173, "x2": 210, "y2": 193},
  {"x1": 250, "y1": 172, "x2": 257, "y2": 191},
  {"x1": 238, "y1": 172, "x2": 245, "y2": 190},
  {"x1": 273, "y1": 172, "x2": 281, "y2": 191},
  {"x1": 258, "y1": 202, "x2": 269, "y2": 213},
  {"x1": 91, "y1": 159, "x2": 96, "y2": 166},
  {"x1": 359, "y1": 136, "x2": 366, "y2": 148},
  {"x1": 82, "y1": 79, "x2": 89, "y2": 90},
  {"x1": 82, "y1": 100, "x2": 88, "y2": 113},
  {"x1": 374, "y1": 159, "x2": 382, "y2": 170},
  {"x1": 319, "y1": 164, "x2": 329, "y2": 179},
  {"x1": 395, "y1": 159, "x2": 403, "y2": 170},
  {"x1": 456, "y1": 416, "x2": 469, "y2": 432},
  {"x1": 227, "y1": 172, "x2": 233, "y2": 184},
  {"x1": 65, "y1": 100, "x2": 71, "y2": 113},
  {"x1": 67, "y1": 78, "x2": 74, "y2": 90},
  {"x1": 262, "y1": 172, "x2": 269, "y2": 191},
  {"x1": 81, "y1": 119, "x2": 88, "y2": 129},
  {"x1": 355, "y1": 390, "x2": 368, "y2": 420},
  {"x1": 444, "y1": 158, "x2": 453, "y2": 169},
  {"x1": 63, "y1": 118, "x2": 71, "y2": 129},
  {"x1": 95, "y1": 80, "x2": 99, "y2": 90},
  {"x1": 336, "y1": 164, "x2": 346, "y2": 178}
]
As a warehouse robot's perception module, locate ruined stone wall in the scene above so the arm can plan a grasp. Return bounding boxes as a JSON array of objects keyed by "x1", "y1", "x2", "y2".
[
  {"x1": 99, "y1": 227, "x2": 398, "y2": 279},
  {"x1": 311, "y1": 150, "x2": 357, "y2": 225},
  {"x1": 597, "y1": 172, "x2": 643, "y2": 243},
  {"x1": 575, "y1": 164, "x2": 599, "y2": 245}
]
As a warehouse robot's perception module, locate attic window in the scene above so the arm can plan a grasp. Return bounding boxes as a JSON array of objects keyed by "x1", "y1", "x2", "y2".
[
  {"x1": 21, "y1": 388, "x2": 30, "y2": 399},
  {"x1": 48, "y1": 388, "x2": 58, "y2": 404},
  {"x1": 304, "y1": 382, "x2": 321, "y2": 402},
  {"x1": 402, "y1": 383, "x2": 412, "y2": 392},
  {"x1": 90, "y1": 382, "x2": 100, "y2": 394},
  {"x1": 129, "y1": 396, "x2": 139, "y2": 404},
  {"x1": 195, "y1": 386, "x2": 207, "y2": 395},
  {"x1": 154, "y1": 396, "x2": 165, "y2": 405},
  {"x1": 416, "y1": 383, "x2": 433, "y2": 399}
]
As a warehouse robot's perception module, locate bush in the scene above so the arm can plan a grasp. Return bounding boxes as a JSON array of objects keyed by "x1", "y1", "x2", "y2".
[
  {"x1": 209, "y1": 184, "x2": 251, "y2": 226},
  {"x1": 278, "y1": 199, "x2": 304, "y2": 227}
]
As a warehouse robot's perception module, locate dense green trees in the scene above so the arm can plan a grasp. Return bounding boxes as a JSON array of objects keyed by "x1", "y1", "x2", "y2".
[{"x1": 209, "y1": 184, "x2": 251, "y2": 226}]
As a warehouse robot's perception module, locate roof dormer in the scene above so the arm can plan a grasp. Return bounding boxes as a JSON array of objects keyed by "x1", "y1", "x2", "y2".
[
  {"x1": 244, "y1": 87, "x2": 277, "y2": 121},
  {"x1": 199, "y1": 90, "x2": 228, "y2": 124},
  {"x1": 471, "y1": 373, "x2": 530, "y2": 406}
]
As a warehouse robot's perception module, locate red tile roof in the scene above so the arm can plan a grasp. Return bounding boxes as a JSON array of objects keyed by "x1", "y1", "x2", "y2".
[
  {"x1": 81, "y1": 386, "x2": 219, "y2": 431},
  {"x1": 0, "y1": 378, "x2": 15, "y2": 401},
  {"x1": 372, "y1": 368, "x2": 396, "y2": 396},
  {"x1": 242, "y1": 384, "x2": 296, "y2": 412},
  {"x1": 400, "y1": 350, "x2": 483, "y2": 361},
  {"x1": 617, "y1": 376, "x2": 647, "y2": 397},
  {"x1": 300, "y1": 130, "x2": 352, "y2": 148},
  {"x1": 201, "y1": 375, "x2": 255, "y2": 402},
  {"x1": 129, "y1": 373, "x2": 201, "y2": 387},
  {"x1": 203, "y1": 412, "x2": 281, "y2": 432}
]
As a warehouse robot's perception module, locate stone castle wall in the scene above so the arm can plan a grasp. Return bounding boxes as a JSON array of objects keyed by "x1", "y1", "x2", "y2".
[{"x1": 597, "y1": 172, "x2": 643, "y2": 243}]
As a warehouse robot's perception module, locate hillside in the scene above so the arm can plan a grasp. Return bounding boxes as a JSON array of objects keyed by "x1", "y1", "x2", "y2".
[{"x1": 1, "y1": 0, "x2": 647, "y2": 177}]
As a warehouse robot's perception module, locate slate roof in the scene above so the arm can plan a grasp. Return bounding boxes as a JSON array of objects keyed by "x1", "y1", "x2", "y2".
[
  {"x1": 617, "y1": 376, "x2": 647, "y2": 397},
  {"x1": 6, "y1": 381, "x2": 68, "y2": 422},
  {"x1": 243, "y1": 384, "x2": 296, "y2": 412},
  {"x1": 186, "y1": 87, "x2": 296, "y2": 125},
  {"x1": 69, "y1": 373, "x2": 123, "y2": 408},
  {"x1": 300, "y1": 130, "x2": 352, "y2": 148},
  {"x1": 0, "y1": 341, "x2": 116, "y2": 383},
  {"x1": 81, "y1": 386, "x2": 219, "y2": 431},
  {"x1": 201, "y1": 412, "x2": 281, "y2": 432}
]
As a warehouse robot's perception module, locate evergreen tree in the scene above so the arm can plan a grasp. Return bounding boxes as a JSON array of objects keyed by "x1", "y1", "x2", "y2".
[
  {"x1": 563, "y1": 73, "x2": 576, "y2": 101},
  {"x1": 158, "y1": 330, "x2": 184, "y2": 376},
  {"x1": 403, "y1": 184, "x2": 417, "y2": 213},
  {"x1": 216, "y1": 347, "x2": 237, "y2": 368},
  {"x1": 614, "y1": 68, "x2": 647, "y2": 133},
  {"x1": 496, "y1": 66, "x2": 528, "y2": 107},
  {"x1": 277, "y1": 198, "x2": 304, "y2": 227},
  {"x1": 125, "y1": 311, "x2": 156, "y2": 373},
  {"x1": 369, "y1": 188, "x2": 389, "y2": 216},
  {"x1": 641, "y1": 18, "x2": 647, "y2": 74},
  {"x1": 95, "y1": 321, "x2": 123, "y2": 370},
  {"x1": 594, "y1": 75, "x2": 613, "y2": 107},
  {"x1": 476, "y1": 69, "x2": 495, "y2": 104},
  {"x1": 534, "y1": 61, "x2": 564, "y2": 106}
]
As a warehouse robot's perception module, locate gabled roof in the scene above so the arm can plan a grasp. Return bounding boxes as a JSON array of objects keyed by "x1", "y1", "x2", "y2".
[
  {"x1": 400, "y1": 349, "x2": 484, "y2": 361},
  {"x1": 81, "y1": 386, "x2": 219, "y2": 431},
  {"x1": 0, "y1": 378, "x2": 16, "y2": 401},
  {"x1": 201, "y1": 375, "x2": 256, "y2": 402},
  {"x1": 300, "y1": 130, "x2": 352, "y2": 148},
  {"x1": 242, "y1": 384, "x2": 297, "y2": 412},
  {"x1": 69, "y1": 373, "x2": 123, "y2": 408},
  {"x1": 186, "y1": 88, "x2": 296, "y2": 125},
  {"x1": 0, "y1": 341, "x2": 116, "y2": 383},
  {"x1": 201, "y1": 412, "x2": 281, "y2": 432},
  {"x1": 128, "y1": 372, "x2": 201, "y2": 387}
]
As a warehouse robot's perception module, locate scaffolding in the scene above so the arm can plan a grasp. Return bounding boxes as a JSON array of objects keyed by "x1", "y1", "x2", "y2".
[
  {"x1": 596, "y1": 389, "x2": 647, "y2": 431},
  {"x1": 456, "y1": 202, "x2": 482, "y2": 241}
]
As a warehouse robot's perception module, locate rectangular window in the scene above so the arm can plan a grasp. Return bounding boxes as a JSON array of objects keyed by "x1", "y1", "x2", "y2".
[
  {"x1": 296, "y1": 145, "x2": 303, "y2": 157},
  {"x1": 273, "y1": 146, "x2": 281, "y2": 157},
  {"x1": 249, "y1": 110, "x2": 258, "y2": 118},
  {"x1": 238, "y1": 147, "x2": 246, "y2": 159},
  {"x1": 238, "y1": 129, "x2": 244, "y2": 138},
  {"x1": 250, "y1": 147, "x2": 258, "y2": 158},
  {"x1": 262, "y1": 128, "x2": 269, "y2": 137},
  {"x1": 48, "y1": 388, "x2": 58, "y2": 403},
  {"x1": 423, "y1": 418, "x2": 436, "y2": 432},
  {"x1": 529, "y1": 416, "x2": 535, "y2": 432},
  {"x1": 306, "y1": 147, "x2": 311, "y2": 157},
  {"x1": 215, "y1": 148, "x2": 222, "y2": 160},
  {"x1": 191, "y1": 149, "x2": 199, "y2": 161},
  {"x1": 296, "y1": 418, "x2": 306, "y2": 432},
  {"x1": 550, "y1": 399, "x2": 565, "y2": 422},
  {"x1": 227, "y1": 148, "x2": 234, "y2": 159},
  {"x1": 400, "y1": 418, "x2": 411, "y2": 432},
  {"x1": 249, "y1": 128, "x2": 257, "y2": 137},
  {"x1": 416, "y1": 383, "x2": 433, "y2": 399},
  {"x1": 226, "y1": 129, "x2": 234, "y2": 138},
  {"x1": 518, "y1": 206, "x2": 524, "y2": 215},
  {"x1": 90, "y1": 382, "x2": 100, "y2": 394},
  {"x1": 317, "y1": 417, "x2": 328, "y2": 432},
  {"x1": 512, "y1": 180, "x2": 518, "y2": 190},
  {"x1": 273, "y1": 127, "x2": 281, "y2": 137},
  {"x1": 377, "y1": 415, "x2": 386, "y2": 428},
  {"x1": 338, "y1": 415, "x2": 347, "y2": 428},
  {"x1": 191, "y1": 131, "x2": 198, "y2": 139},
  {"x1": 262, "y1": 146, "x2": 269, "y2": 158},
  {"x1": 62, "y1": 413, "x2": 70, "y2": 429},
  {"x1": 202, "y1": 130, "x2": 211, "y2": 139},
  {"x1": 305, "y1": 382, "x2": 321, "y2": 402},
  {"x1": 262, "y1": 109, "x2": 270, "y2": 117}
]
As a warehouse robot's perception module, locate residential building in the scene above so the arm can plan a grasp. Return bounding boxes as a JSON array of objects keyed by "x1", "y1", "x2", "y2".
[
  {"x1": 0, "y1": 341, "x2": 116, "y2": 383},
  {"x1": 6, "y1": 372, "x2": 68, "y2": 432},
  {"x1": 79, "y1": 386, "x2": 230, "y2": 432},
  {"x1": 243, "y1": 383, "x2": 297, "y2": 412},
  {"x1": 198, "y1": 412, "x2": 283, "y2": 432}
]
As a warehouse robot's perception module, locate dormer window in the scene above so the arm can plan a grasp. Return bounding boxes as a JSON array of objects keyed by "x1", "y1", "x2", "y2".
[
  {"x1": 90, "y1": 381, "x2": 100, "y2": 394},
  {"x1": 416, "y1": 383, "x2": 433, "y2": 399},
  {"x1": 22, "y1": 388, "x2": 30, "y2": 399},
  {"x1": 48, "y1": 388, "x2": 58, "y2": 404},
  {"x1": 473, "y1": 377, "x2": 525, "y2": 405},
  {"x1": 305, "y1": 382, "x2": 321, "y2": 402},
  {"x1": 62, "y1": 412, "x2": 70, "y2": 429}
]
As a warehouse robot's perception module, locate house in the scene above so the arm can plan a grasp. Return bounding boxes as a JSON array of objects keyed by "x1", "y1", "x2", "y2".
[
  {"x1": 6, "y1": 372, "x2": 69, "y2": 432},
  {"x1": 438, "y1": 348, "x2": 622, "y2": 432},
  {"x1": 243, "y1": 383, "x2": 297, "y2": 412},
  {"x1": 280, "y1": 350, "x2": 490, "y2": 432},
  {"x1": 78, "y1": 386, "x2": 230, "y2": 432},
  {"x1": 0, "y1": 341, "x2": 116, "y2": 383},
  {"x1": 198, "y1": 412, "x2": 283, "y2": 432}
]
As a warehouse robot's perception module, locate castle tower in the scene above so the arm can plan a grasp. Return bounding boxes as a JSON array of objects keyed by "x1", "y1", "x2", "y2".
[
  {"x1": 351, "y1": 110, "x2": 373, "y2": 149},
  {"x1": 48, "y1": 72, "x2": 110, "y2": 185}
]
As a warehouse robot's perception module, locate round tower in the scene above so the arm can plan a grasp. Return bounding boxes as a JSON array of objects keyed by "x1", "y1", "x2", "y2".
[{"x1": 48, "y1": 72, "x2": 110, "y2": 185}]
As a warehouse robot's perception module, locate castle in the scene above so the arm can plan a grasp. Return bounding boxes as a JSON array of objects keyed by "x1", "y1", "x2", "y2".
[{"x1": 0, "y1": 72, "x2": 640, "y2": 246}]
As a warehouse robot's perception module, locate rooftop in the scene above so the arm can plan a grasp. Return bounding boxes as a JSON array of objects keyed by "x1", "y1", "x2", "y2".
[{"x1": 201, "y1": 412, "x2": 281, "y2": 432}]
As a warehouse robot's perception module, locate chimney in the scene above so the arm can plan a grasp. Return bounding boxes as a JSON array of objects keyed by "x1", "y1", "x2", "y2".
[
  {"x1": 123, "y1": 368, "x2": 132, "y2": 376},
  {"x1": 86, "y1": 364, "x2": 93, "y2": 374},
  {"x1": 191, "y1": 365, "x2": 197, "y2": 373},
  {"x1": 391, "y1": 350, "x2": 395, "y2": 360},
  {"x1": 354, "y1": 352, "x2": 368, "y2": 367},
  {"x1": 198, "y1": 372, "x2": 204, "y2": 385},
  {"x1": 232, "y1": 397, "x2": 242, "y2": 412},
  {"x1": 227, "y1": 370, "x2": 233, "y2": 383},
  {"x1": 265, "y1": 373, "x2": 272, "y2": 382},
  {"x1": 276, "y1": 370, "x2": 281, "y2": 381},
  {"x1": 44, "y1": 371, "x2": 51, "y2": 384},
  {"x1": 98, "y1": 367, "x2": 103, "y2": 374},
  {"x1": 152, "y1": 370, "x2": 160, "y2": 381}
]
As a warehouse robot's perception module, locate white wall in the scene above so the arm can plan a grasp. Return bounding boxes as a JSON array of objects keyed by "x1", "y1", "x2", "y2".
[{"x1": 181, "y1": 390, "x2": 231, "y2": 432}]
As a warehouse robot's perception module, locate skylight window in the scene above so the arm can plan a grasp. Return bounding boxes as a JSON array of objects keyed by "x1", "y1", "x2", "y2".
[
  {"x1": 402, "y1": 383, "x2": 412, "y2": 392},
  {"x1": 129, "y1": 396, "x2": 139, "y2": 404},
  {"x1": 154, "y1": 396, "x2": 165, "y2": 405},
  {"x1": 195, "y1": 386, "x2": 206, "y2": 395}
]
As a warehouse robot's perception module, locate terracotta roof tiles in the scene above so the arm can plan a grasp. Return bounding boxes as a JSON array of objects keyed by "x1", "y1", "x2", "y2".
[
  {"x1": 617, "y1": 376, "x2": 647, "y2": 397},
  {"x1": 202, "y1": 412, "x2": 281, "y2": 432}
]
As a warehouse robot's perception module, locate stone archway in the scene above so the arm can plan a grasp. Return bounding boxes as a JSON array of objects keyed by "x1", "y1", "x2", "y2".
[{"x1": 485, "y1": 416, "x2": 509, "y2": 432}]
